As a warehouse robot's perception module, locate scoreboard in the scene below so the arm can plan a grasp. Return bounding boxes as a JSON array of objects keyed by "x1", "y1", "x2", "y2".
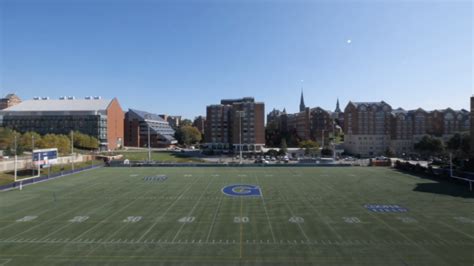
[{"x1": 33, "y1": 148, "x2": 58, "y2": 167}]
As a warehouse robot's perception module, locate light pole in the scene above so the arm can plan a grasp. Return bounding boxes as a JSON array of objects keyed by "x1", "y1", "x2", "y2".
[
  {"x1": 449, "y1": 152, "x2": 453, "y2": 177},
  {"x1": 71, "y1": 131, "x2": 74, "y2": 171},
  {"x1": 14, "y1": 133, "x2": 18, "y2": 182},
  {"x1": 237, "y1": 111, "x2": 244, "y2": 164},
  {"x1": 148, "y1": 124, "x2": 151, "y2": 162},
  {"x1": 31, "y1": 135, "x2": 35, "y2": 176}
]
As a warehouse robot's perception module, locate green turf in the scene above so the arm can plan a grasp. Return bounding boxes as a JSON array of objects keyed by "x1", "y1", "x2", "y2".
[{"x1": 0, "y1": 167, "x2": 472, "y2": 265}]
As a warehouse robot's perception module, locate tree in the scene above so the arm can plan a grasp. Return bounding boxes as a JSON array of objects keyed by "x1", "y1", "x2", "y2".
[
  {"x1": 414, "y1": 136, "x2": 444, "y2": 156},
  {"x1": 72, "y1": 131, "x2": 99, "y2": 150},
  {"x1": 298, "y1": 140, "x2": 319, "y2": 156},
  {"x1": 446, "y1": 133, "x2": 470, "y2": 157},
  {"x1": 280, "y1": 138, "x2": 287, "y2": 154},
  {"x1": 38, "y1": 134, "x2": 71, "y2": 154},
  {"x1": 385, "y1": 147, "x2": 395, "y2": 157},
  {"x1": 180, "y1": 119, "x2": 193, "y2": 127},
  {"x1": 174, "y1": 126, "x2": 202, "y2": 146},
  {"x1": 20, "y1": 132, "x2": 42, "y2": 151}
]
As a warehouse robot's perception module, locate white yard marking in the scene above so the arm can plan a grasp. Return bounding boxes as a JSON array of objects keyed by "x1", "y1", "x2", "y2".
[
  {"x1": 205, "y1": 191, "x2": 224, "y2": 242},
  {"x1": 234, "y1": 217, "x2": 249, "y2": 223},
  {"x1": 130, "y1": 174, "x2": 138, "y2": 177},
  {"x1": 453, "y1": 217, "x2": 474, "y2": 224},
  {"x1": 171, "y1": 177, "x2": 215, "y2": 242},
  {"x1": 343, "y1": 217, "x2": 361, "y2": 224},
  {"x1": 184, "y1": 174, "x2": 192, "y2": 177},
  {"x1": 16, "y1": 216, "x2": 37, "y2": 222},
  {"x1": 137, "y1": 177, "x2": 201, "y2": 242},
  {"x1": 69, "y1": 216, "x2": 89, "y2": 223},
  {"x1": 178, "y1": 217, "x2": 195, "y2": 223},
  {"x1": 396, "y1": 217, "x2": 417, "y2": 224},
  {"x1": 289, "y1": 216, "x2": 305, "y2": 224},
  {"x1": 254, "y1": 174, "x2": 277, "y2": 242},
  {"x1": 0, "y1": 259, "x2": 12, "y2": 265},
  {"x1": 123, "y1": 216, "x2": 142, "y2": 223}
]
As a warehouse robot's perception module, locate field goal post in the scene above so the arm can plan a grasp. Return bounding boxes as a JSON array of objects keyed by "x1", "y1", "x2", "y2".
[{"x1": 15, "y1": 148, "x2": 59, "y2": 189}]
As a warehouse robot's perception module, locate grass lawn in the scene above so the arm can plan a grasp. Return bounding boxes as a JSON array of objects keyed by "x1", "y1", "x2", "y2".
[
  {"x1": 119, "y1": 150, "x2": 204, "y2": 163},
  {"x1": 0, "y1": 166, "x2": 472, "y2": 265}
]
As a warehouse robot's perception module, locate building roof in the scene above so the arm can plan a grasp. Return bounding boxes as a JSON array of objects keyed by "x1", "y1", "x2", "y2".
[
  {"x1": 1, "y1": 98, "x2": 113, "y2": 112},
  {"x1": 128, "y1": 108, "x2": 166, "y2": 122}
]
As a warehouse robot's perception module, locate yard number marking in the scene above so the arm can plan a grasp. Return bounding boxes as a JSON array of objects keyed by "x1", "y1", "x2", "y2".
[
  {"x1": 289, "y1": 216, "x2": 305, "y2": 224},
  {"x1": 69, "y1": 216, "x2": 89, "y2": 223},
  {"x1": 16, "y1": 216, "x2": 37, "y2": 222},
  {"x1": 454, "y1": 217, "x2": 474, "y2": 224},
  {"x1": 178, "y1": 217, "x2": 195, "y2": 223},
  {"x1": 234, "y1": 217, "x2": 249, "y2": 223},
  {"x1": 123, "y1": 216, "x2": 142, "y2": 223},
  {"x1": 343, "y1": 217, "x2": 361, "y2": 224},
  {"x1": 396, "y1": 217, "x2": 417, "y2": 224}
]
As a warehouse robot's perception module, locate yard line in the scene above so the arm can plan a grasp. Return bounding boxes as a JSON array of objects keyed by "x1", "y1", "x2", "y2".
[
  {"x1": 4, "y1": 179, "x2": 132, "y2": 240},
  {"x1": 0, "y1": 176, "x2": 105, "y2": 233},
  {"x1": 307, "y1": 174, "x2": 453, "y2": 265},
  {"x1": 136, "y1": 176, "x2": 201, "y2": 242},
  {"x1": 171, "y1": 176, "x2": 215, "y2": 242},
  {"x1": 67, "y1": 181, "x2": 170, "y2": 243},
  {"x1": 265, "y1": 170, "x2": 310, "y2": 242},
  {"x1": 254, "y1": 174, "x2": 276, "y2": 243},
  {"x1": 205, "y1": 187, "x2": 224, "y2": 242}
]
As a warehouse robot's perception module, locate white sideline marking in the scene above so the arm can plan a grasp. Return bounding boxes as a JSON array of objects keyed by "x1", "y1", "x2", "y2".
[
  {"x1": 453, "y1": 217, "x2": 474, "y2": 224},
  {"x1": 16, "y1": 216, "x2": 37, "y2": 222}
]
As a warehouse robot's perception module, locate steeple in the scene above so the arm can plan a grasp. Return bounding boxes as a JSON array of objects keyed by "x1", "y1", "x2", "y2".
[
  {"x1": 299, "y1": 89, "x2": 306, "y2": 112},
  {"x1": 335, "y1": 98, "x2": 341, "y2": 113}
]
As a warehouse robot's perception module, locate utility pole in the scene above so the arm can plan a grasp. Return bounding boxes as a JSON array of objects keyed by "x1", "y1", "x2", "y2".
[
  {"x1": 148, "y1": 125, "x2": 151, "y2": 162},
  {"x1": 32, "y1": 135, "x2": 35, "y2": 176},
  {"x1": 449, "y1": 152, "x2": 453, "y2": 177},
  {"x1": 71, "y1": 131, "x2": 74, "y2": 171},
  {"x1": 14, "y1": 134, "x2": 18, "y2": 182},
  {"x1": 237, "y1": 111, "x2": 244, "y2": 164}
]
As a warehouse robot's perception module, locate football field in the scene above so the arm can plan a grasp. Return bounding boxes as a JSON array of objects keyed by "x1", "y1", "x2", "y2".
[{"x1": 0, "y1": 166, "x2": 473, "y2": 265}]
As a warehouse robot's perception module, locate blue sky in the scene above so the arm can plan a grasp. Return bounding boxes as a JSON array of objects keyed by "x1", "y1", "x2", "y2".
[{"x1": 0, "y1": 0, "x2": 472, "y2": 119}]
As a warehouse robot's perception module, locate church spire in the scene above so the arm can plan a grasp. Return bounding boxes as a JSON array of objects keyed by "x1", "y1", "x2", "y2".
[
  {"x1": 299, "y1": 89, "x2": 306, "y2": 112},
  {"x1": 335, "y1": 98, "x2": 341, "y2": 113}
]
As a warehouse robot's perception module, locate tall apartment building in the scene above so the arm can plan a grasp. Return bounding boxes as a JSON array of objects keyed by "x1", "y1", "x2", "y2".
[
  {"x1": 0, "y1": 97, "x2": 124, "y2": 150},
  {"x1": 0, "y1": 94, "x2": 22, "y2": 110},
  {"x1": 193, "y1": 116, "x2": 206, "y2": 134},
  {"x1": 124, "y1": 109, "x2": 176, "y2": 148},
  {"x1": 205, "y1": 97, "x2": 265, "y2": 152},
  {"x1": 344, "y1": 101, "x2": 470, "y2": 156},
  {"x1": 344, "y1": 101, "x2": 392, "y2": 156}
]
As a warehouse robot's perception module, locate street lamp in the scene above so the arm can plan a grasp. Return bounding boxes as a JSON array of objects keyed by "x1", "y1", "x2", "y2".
[{"x1": 236, "y1": 110, "x2": 245, "y2": 164}]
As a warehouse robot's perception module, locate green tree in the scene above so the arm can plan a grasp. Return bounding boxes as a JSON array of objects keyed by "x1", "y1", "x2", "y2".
[
  {"x1": 414, "y1": 136, "x2": 444, "y2": 156},
  {"x1": 447, "y1": 133, "x2": 470, "y2": 158},
  {"x1": 180, "y1": 119, "x2": 193, "y2": 127},
  {"x1": 298, "y1": 140, "x2": 319, "y2": 156},
  {"x1": 38, "y1": 134, "x2": 71, "y2": 154},
  {"x1": 72, "y1": 131, "x2": 99, "y2": 150},
  {"x1": 175, "y1": 126, "x2": 202, "y2": 146},
  {"x1": 20, "y1": 132, "x2": 42, "y2": 151},
  {"x1": 280, "y1": 138, "x2": 288, "y2": 154}
]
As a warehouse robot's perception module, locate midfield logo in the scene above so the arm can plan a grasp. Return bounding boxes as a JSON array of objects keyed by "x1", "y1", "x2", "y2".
[{"x1": 222, "y1": 184, "x2": 262, "y2": 197}]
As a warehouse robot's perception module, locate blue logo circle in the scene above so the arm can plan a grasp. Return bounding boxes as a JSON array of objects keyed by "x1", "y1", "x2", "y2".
[{"x1": 222, "y1": 184, "x2": 262, "y2": 197}]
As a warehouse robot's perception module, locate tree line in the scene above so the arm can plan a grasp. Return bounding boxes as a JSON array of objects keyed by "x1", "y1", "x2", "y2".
[{"x1": 0, "y1": 127, "x2": 99, "y2": 156}]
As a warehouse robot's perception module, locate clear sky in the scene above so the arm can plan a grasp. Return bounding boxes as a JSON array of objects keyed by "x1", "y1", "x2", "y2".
[{"x1": 0, "y1": 0, "x2": 472, "y2": 119}]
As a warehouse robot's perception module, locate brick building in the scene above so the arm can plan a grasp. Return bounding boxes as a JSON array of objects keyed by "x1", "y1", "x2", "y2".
[
  {"x1": 0, "y1": 94, "x2": 22, "y2": 110},
  {"x1": 204, "y1": 97, "x2": 265, "y2": 152},
  {"x1": 0, "y1": 97, "x2": 124, "y2": 150},
  {"x1": 193, "y1": 116, "x2": 206, "y2": 134},
  {"x1": 124, "y1": 109, "x2": 176, "y2": 148}
]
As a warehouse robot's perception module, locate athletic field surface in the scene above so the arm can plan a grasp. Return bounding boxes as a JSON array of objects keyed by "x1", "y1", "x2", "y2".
[{"x1": 0, "y1": 167, "x2": 472, "y2": 265}]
